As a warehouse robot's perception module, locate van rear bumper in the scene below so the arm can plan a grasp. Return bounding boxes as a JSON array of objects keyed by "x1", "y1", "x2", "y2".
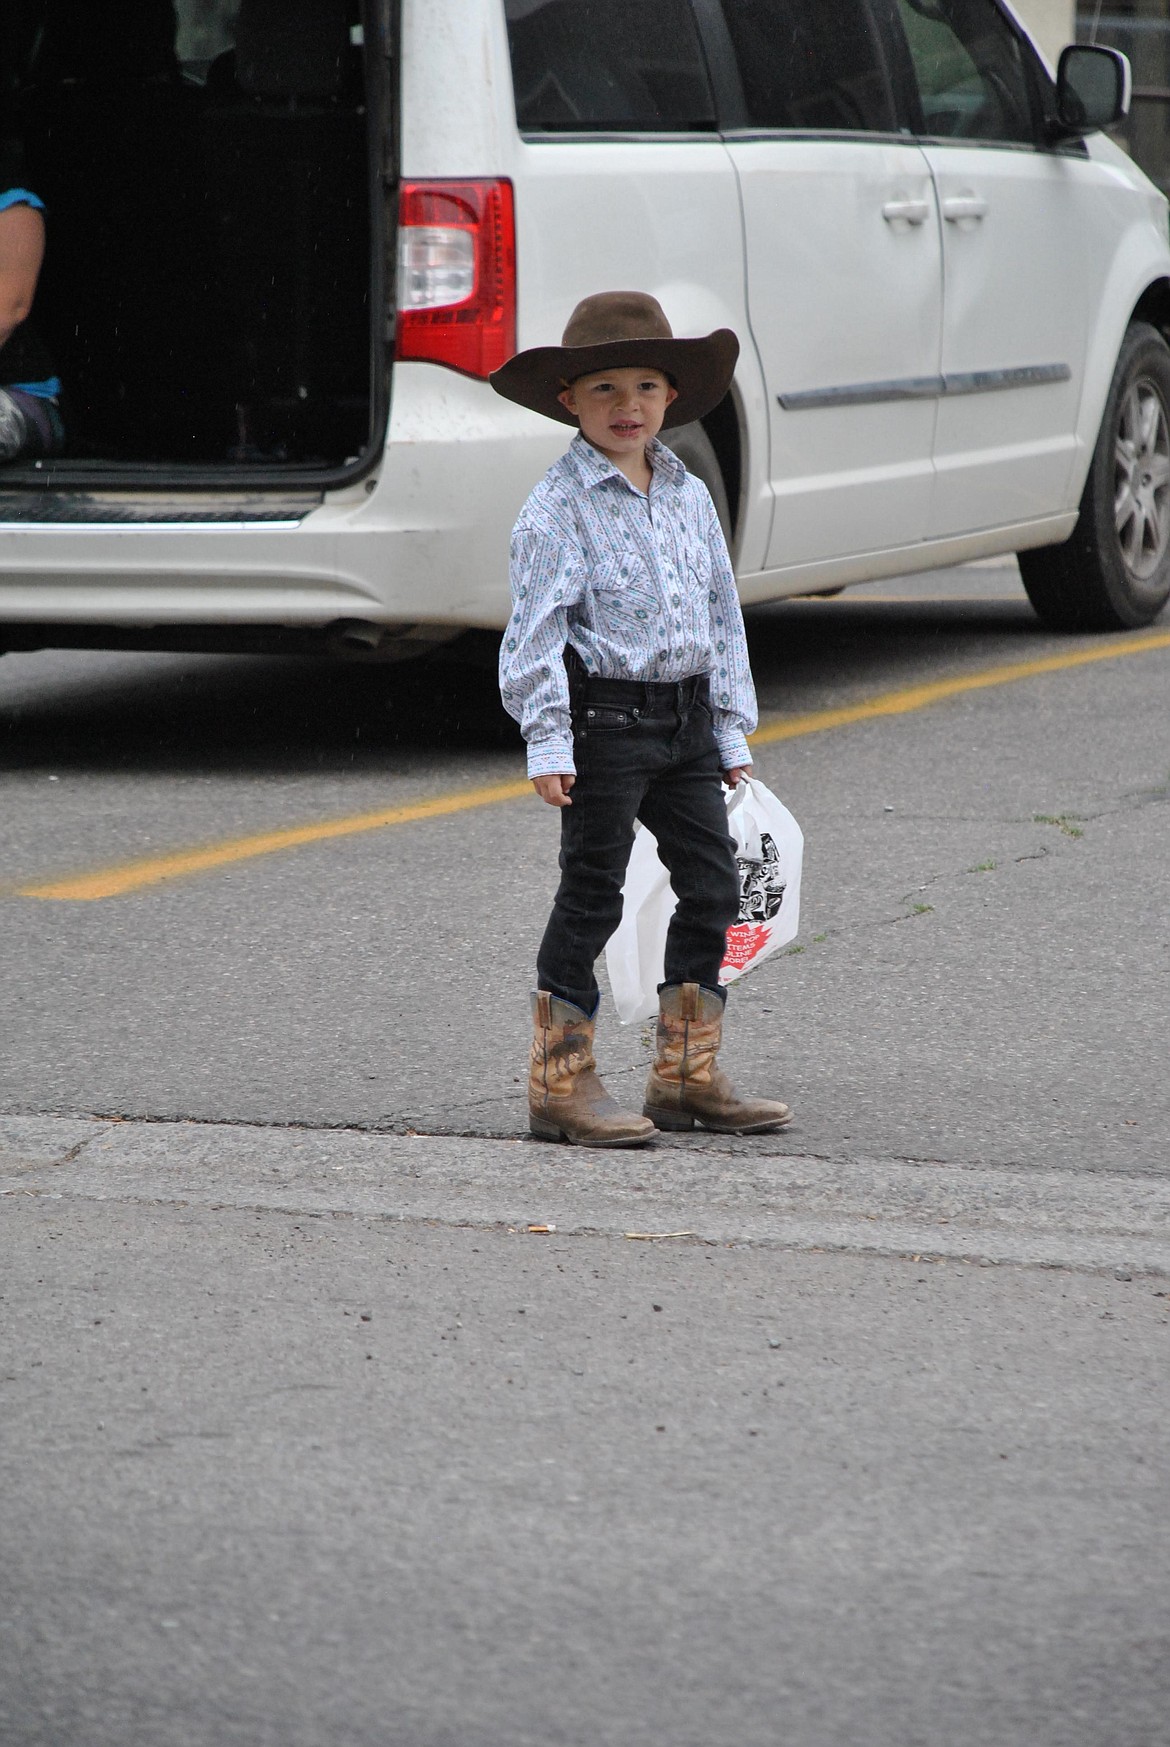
[{"x1": 0, "y1": 367, "x2": 563, "y2": 635}]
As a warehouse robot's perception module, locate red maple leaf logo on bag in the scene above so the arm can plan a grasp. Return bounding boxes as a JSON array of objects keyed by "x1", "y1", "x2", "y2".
[{"x1": 721, "y1": 922, "x2": 771, "y2": 972}]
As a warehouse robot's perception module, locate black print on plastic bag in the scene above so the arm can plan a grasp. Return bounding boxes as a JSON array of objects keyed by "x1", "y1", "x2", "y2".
[{"x1": 736, "y1": 832, "x2": 786, "y2": 923}]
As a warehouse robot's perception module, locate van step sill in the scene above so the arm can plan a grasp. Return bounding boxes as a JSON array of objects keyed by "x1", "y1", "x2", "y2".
[{"x1": 0, "y1": 492, "x2": 323, "y2": 525}]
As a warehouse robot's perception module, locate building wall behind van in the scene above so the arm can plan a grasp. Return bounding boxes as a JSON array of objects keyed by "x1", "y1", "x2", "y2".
[
  {"x1": 1074, "y1": 0, "x2": 1170, "y2": 197},
  {"x1": 1014, "y1": 0, "x2": 1076, "y2": 66}
]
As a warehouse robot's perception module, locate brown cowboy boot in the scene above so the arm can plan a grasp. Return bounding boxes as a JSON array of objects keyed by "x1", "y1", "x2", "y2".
[
  {"x1": 529, "y1": 991, "x2": 656, "y2": 1147},
  {"x1": 643, "y1": 982, "x2": 792, "y2": 1135}
]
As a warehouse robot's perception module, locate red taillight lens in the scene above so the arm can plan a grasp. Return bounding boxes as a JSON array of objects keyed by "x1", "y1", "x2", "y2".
[{"x1": 394, "y1": 179, "x2": 516, "y2": 380}]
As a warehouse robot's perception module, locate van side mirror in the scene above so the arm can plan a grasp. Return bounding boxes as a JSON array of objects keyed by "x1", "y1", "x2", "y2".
[{"x1": 1053, "y1": 44, "x2": 1131, "y2": 137}]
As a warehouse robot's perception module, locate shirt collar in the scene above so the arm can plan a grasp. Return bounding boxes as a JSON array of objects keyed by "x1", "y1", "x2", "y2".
[{"x1": 567, "y1": 432, "x2": 686, "y2": 493}]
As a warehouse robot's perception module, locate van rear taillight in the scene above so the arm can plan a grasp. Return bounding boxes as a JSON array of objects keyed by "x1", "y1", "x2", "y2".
[{"x1": 395, "y1": 179, "x2": 516, "y2": 379}]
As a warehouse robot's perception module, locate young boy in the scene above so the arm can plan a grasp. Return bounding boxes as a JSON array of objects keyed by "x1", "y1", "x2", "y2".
[{"x1": 491, "y1": 291, "x2": 791, "y2": 1147}]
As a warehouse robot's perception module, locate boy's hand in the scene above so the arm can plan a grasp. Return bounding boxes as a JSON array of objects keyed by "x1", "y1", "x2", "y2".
[
  {"x1": 722, "y1": 765, "x2": 752, "y2": 788},
  {"x1": 533, "y1": 773, "x2": 575, "y2": 807}
]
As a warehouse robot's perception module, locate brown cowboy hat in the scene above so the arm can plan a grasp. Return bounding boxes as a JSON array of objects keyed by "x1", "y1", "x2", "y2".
[{"x1": 489, "y1": 291, "x2": 739, "y2": 430}]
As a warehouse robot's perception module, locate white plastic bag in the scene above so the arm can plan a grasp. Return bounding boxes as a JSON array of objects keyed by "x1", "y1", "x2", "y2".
[{"x1": 606, "y1": 776, "x2": 803, "y2": 1025}]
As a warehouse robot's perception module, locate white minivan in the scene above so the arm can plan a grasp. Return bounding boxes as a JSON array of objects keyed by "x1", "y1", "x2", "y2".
[{"x1": 0, "y1": 0, "x2": 1167, "y2": 664}]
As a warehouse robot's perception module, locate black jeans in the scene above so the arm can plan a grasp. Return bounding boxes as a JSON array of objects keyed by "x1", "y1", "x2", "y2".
[{"x1": 537, "y1": 668, "x2": 741, "y2": 1014}]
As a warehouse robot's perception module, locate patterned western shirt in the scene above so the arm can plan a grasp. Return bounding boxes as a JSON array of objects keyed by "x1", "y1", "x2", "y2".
[{"x1": 500, "y1": 434, "x2": 757, "y2": 778}]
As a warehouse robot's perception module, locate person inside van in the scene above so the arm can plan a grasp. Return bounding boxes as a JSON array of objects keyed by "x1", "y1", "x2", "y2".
[{"x1": 0, "y1": 159, "x2": 63, "y2": 463}]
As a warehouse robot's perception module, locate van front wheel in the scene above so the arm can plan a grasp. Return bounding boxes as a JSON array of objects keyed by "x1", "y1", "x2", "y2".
[
  {"x1": 661, "y1": 421, "x2": 732, "y2": 546},
  {"x1": 1019, "y1": 322, "x2": 1170, "y2": 631}
]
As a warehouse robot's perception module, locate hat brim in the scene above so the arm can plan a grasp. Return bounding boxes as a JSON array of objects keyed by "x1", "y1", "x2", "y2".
[{"x1": 489, "y1": 330, "x2": 740, "y2": 429}]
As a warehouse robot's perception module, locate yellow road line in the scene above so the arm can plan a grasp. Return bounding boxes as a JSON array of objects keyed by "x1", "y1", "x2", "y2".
[
  {"x1": 17, "y1": 778, "x2": 531, "y2": 902},
  {"x1": 748, "y1": 630, "x2": 1170, "y2": 747},
  {"x1": 13, "y1": 628, "x2": 1170, "y2": 902}
]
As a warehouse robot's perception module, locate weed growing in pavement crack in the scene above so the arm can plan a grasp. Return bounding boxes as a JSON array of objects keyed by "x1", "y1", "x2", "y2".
[
  {"x1": 968, "y1": 860, "x2": 997, "y2": 873},
  {"x1": 1033, "y1": 813, "x2": 1084, "y2": 838}
]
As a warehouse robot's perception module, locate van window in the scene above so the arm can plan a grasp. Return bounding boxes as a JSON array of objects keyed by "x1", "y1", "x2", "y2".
[
  {"x1": 505, "y1": 0, "x2": 716, "y2": 133},
  {"x1": 717, "y1": 0, "x2": 899, "y2": 133},
  {"x1": 894, "y1": 0, "x2": 1037, "y2": 143}
]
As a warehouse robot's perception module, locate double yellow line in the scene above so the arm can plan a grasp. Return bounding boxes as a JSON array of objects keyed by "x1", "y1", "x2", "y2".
[{"x1": 13, "y1": 629, "x2": 1170, "y2": 902}]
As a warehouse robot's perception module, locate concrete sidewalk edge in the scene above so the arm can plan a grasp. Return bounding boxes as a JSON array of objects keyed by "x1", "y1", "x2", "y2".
[{"x1": 2, "y1": 1112, "x2": 1167, "y2": 1277}]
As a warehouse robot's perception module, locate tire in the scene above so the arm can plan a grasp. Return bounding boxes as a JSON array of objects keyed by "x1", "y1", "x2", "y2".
[
  {"x1": 661, "y1": 420, "x2": 733, "y2": 546},
  {"x1": 1018, "y1": 321, "x2": 1170, "y2": 631}
]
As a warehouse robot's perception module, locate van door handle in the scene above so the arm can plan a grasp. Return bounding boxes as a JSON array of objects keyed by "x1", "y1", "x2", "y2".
[
  {"x1": 942, "y1": 193, "x2": 988, "y2": 223},
  {"x1": 882, "y1": 197, "x2": 931, "y2": 226}
]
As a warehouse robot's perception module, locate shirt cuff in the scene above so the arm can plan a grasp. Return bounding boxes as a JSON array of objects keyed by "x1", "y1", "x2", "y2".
[
  {"x1": 714, "y1": 728, "x2": 752, "y2": 772},
  {"x1": 526, "y1": 736, "x2": 577, "y2": 780}
]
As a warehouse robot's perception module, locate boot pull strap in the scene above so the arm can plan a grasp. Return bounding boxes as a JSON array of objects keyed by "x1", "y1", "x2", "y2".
[
  {"x1": 680, "y1": 983, "x2": 700, "y2": 1021},
  {"x1": 535, "y1": 992, "x2": 552, "y2": 1028}
]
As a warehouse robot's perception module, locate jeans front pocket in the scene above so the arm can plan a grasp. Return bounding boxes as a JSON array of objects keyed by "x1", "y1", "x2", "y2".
[{"x1": 579, "y1": 704, "x2": 638, "y2": 734}]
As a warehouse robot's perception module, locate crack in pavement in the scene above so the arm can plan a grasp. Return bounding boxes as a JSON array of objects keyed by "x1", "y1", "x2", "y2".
[
  {"x1": 0, "y1": 1108, "x2": 1159, "y2": 1182},
  {"x1": 2, "y1": 1113, "x2": 1168, "y2": 1279},
  {"x1": 808, "y1": 777, "x2": 1166, "y2": 934},
  {"x1": 59, "y1": 1130, "x2": 106, "y2": 1166}
]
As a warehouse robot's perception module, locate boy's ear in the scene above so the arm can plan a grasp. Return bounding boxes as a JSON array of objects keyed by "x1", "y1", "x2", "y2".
[
  {"x1": 556, "y1": 382, "x2": 578, "y2": 415},
  {"x1": 664, "y1": 383, "x2": 679, "y2": 406}
]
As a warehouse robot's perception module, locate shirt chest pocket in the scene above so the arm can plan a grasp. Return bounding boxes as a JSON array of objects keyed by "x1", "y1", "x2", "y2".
[
  {"x1": 589, "y1": 550, "x2": 660, "y2": 632},
  {"x1": 688, "y1": 542, "x2": 713, "y2": 591}
]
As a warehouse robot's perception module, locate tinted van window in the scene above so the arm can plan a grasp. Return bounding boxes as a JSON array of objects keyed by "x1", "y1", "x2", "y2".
[
  {"x1": 505, "y1": 0, "x2": 716, "y2": 132},
  {"x1": 719, "y1": 0, "x2": 898, "y2": 132},
  {"x1": 894, "y1": 0, "x2": 1037, "y2": 143}
]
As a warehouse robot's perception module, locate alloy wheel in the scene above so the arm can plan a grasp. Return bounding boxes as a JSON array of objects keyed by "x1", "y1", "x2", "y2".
[{"x1": 1113, "y1": 377, "x2": 1170, "y2": 581}]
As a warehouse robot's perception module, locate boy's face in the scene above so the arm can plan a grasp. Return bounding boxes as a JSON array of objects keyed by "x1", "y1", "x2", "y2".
[{"x1": 557, "y1": 366, "x2": 678, "y2": 459}]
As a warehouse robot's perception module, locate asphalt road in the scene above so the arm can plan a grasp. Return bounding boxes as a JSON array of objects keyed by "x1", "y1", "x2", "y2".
[
  {"x1": 3, "y1": 563, "x2": 1169, "y2": 1746},
  {"x1": 3, "y1": 1196, "x2": 1168, "y2": 1747},
  {"x1": 0, "y1": 562, "x2": 1166, "y2": 1172}
]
